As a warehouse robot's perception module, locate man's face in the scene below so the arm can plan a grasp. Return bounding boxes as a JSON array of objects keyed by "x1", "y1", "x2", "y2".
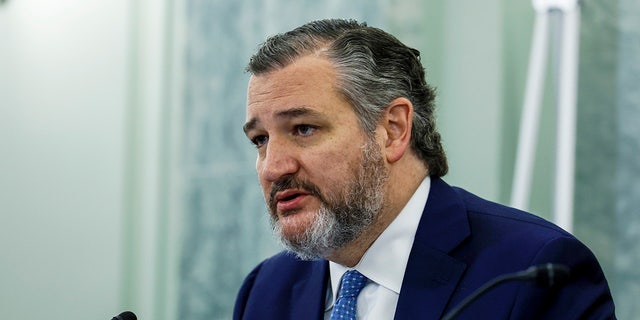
[{"x1": 243, "y1": 55, "x2": 388, "y2": 259}]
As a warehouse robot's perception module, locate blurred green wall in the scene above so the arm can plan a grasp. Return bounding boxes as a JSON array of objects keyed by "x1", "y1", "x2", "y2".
[{"x1": 179, "y1": 1, "x2": 639, "y2": 318}]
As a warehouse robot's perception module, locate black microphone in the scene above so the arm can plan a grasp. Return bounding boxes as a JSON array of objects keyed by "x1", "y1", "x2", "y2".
[
  {"x1": 112, "y1": 311, "x2": 137, "y2": 320},
  {"x1": 441, "y1": 263, "x2": 570, "y2": 320}
]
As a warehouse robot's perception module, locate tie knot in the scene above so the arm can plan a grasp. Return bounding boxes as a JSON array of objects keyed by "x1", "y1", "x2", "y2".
[{"x1": 338, "y1": 270, "x2": 368, "y2": 299}]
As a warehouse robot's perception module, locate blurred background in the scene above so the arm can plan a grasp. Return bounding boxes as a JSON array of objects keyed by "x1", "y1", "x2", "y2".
[{"x1": 1, "y1": 0, "x2": 638, "y2": 319}]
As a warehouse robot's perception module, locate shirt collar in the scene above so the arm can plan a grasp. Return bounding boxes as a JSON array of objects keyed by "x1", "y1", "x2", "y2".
[{"x1": 326, "y1": 177, "x2": 431, "y2": 309}]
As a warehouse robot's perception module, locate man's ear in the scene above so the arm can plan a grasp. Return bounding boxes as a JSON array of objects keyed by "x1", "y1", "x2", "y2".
[{"x1": 381, "y1": 97, "x2": 413, "y2": 163}]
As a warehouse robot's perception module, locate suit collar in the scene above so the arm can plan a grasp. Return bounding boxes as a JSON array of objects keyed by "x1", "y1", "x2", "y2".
[
  {"x1": 414, "y1": 177, "x2": 471, "y2": 252},
  {"x1": 395, "y1": 177, "x2": 470, "y2": 319}
]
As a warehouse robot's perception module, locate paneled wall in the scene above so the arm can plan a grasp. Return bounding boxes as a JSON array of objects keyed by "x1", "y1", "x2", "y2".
[{"x1": 574, "y1": 0, "x2": 640, "y2": 318}]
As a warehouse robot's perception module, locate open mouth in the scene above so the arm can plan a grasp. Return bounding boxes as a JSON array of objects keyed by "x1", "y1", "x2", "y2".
[
  {"x1": 275, "y1": 189, "x2": 305, "y2": 202},
  {"x1": 274, "y1": 189, "x2": 310, "y2": 213},
  {"x1": 279, "y1": 193, "x2": 301, "y2": 202}
]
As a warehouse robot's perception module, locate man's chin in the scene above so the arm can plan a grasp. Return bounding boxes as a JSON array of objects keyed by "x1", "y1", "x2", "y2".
[
  {"x1": 277, "y1": 223, "x2": 311, "y2": 242},
  {"x1": 272, "y1": 221, "x2": 331, "y2": 260}
]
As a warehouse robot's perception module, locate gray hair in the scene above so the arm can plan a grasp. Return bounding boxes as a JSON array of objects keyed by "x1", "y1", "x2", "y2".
[{"x1": 246, "y1": 19, "x2": 448, "y2": 177}]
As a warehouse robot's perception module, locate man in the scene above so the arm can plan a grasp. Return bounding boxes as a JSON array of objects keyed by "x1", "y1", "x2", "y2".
[{"x1": 234, "y1": 19, "x2": 615, "y2": 319}]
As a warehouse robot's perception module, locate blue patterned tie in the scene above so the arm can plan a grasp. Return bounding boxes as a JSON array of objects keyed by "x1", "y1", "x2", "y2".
[{"x1": 330, "y1": 270, "x2": 368, "y2": 320}]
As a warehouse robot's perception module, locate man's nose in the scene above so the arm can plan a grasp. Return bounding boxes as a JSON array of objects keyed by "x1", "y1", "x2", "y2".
[{"x1": 258, "y1": 140, "x2": 300, "y2": 183}]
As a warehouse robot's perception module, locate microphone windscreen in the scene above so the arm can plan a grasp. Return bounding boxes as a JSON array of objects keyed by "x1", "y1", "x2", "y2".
[{"x1": 113, "y1": 311, "x2": 137, "y2": 320}]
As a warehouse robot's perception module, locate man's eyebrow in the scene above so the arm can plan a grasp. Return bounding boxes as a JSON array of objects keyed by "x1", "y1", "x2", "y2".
[
  {"x1": 243, "y1": 107, "x2": 323, "y2": 135},
  {"x1": 275, "y1": 107, "x2": 323, "y2": 120},
  {"x1": 243, "y1": 118, "x2": 258, "y2": 135}
]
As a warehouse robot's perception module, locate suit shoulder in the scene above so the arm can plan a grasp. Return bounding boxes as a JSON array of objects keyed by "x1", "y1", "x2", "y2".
[
  {"x1": 444, "y1": 188, "x2": 615, "y2": 319},
  {"x1": 452, "y1": 186, "x2": 572, "y2": 239}
]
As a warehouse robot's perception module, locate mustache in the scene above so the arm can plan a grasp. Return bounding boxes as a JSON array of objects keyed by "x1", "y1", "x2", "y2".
[{"x1": 269, "y1": 175, "x2": 323, "y2": 211}]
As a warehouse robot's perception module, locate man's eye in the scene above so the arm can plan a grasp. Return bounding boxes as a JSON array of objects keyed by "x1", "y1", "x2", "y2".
[
  {"x1": 251, "y1": 135, "x2": 268, "y2": 148},
  {"x1": 295, "y1": 124, "x2": 316, "y2": 136}
]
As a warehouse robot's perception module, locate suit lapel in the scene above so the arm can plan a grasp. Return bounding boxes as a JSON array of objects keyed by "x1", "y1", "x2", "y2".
[
  {"x1": 290, "y1": 260, "x2": 329, "y2": 320},
  {"x1": 395, "y1": 177, "x2": 471, "y2": 319}
]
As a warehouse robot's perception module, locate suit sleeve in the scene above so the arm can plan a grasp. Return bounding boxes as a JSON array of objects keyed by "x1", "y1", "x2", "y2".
[{"x1": 509, "y1": 236, "x2": 616, "y2": 320}]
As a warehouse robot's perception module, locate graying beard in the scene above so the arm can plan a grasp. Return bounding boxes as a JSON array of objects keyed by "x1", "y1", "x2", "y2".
[{"x1": 270, "y1": 139, "x2": 387, "y2": 260}]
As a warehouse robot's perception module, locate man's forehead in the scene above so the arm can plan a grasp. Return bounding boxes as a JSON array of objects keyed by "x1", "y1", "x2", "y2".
[{"x1": 245, "y1": 58, "x2": 339, "y2": 110}]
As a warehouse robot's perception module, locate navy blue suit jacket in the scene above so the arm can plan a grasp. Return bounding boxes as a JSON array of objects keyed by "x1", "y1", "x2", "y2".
[{"x1": 234, "y1": 177, "x2": 615, "y2": 319}]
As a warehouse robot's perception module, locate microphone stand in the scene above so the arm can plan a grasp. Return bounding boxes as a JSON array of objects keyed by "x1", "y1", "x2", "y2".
[{"x1": 510, "y1": 0, "x2": 582, "y2": 233}]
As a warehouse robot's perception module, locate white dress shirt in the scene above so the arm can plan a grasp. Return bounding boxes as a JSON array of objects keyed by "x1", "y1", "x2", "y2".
[{"x1": 324, "y1": 177, "x2": 431, "y2": 319}]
